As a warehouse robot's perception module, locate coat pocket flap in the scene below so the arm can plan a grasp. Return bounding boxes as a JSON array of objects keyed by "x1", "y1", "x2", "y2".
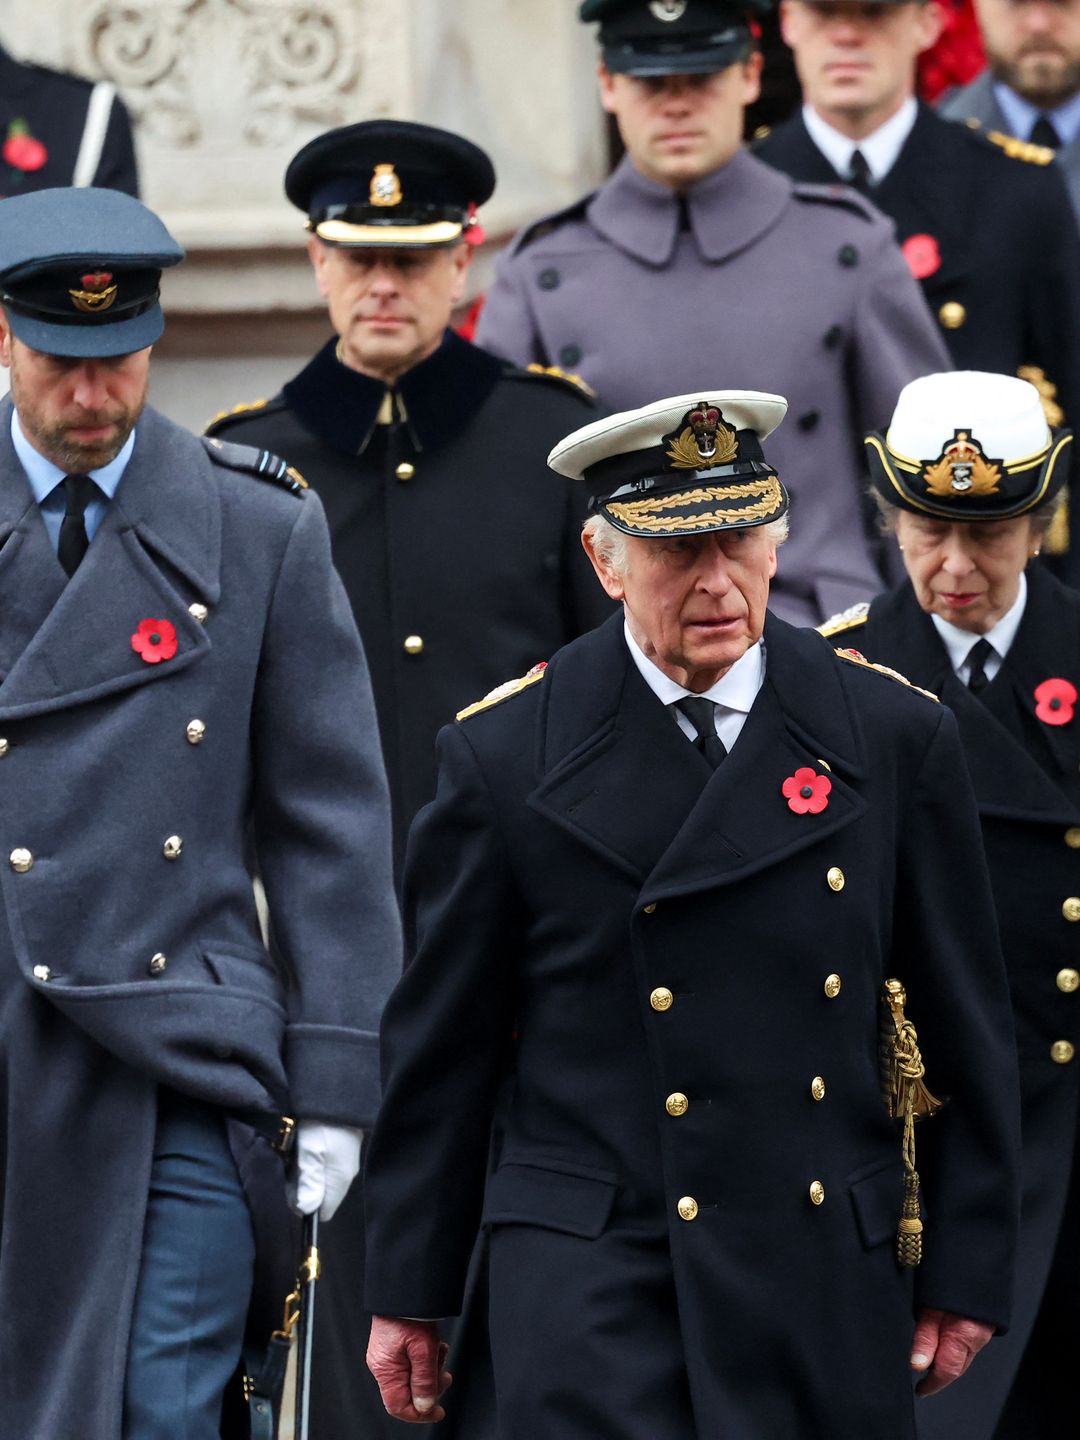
[
  {"x1": 483, "y1": 1160, "x2": 617, "y2": 1239},
  {"x1": 848, "y1": 1158, "x2": 905, "y2": 1250}
]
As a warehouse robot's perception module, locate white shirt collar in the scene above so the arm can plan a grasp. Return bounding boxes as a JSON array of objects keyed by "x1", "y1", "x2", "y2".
[
  {"x1": 802, "y1": 96, "x2": 919, "y2": 184},
  {"x1": 623, "y1": 619, "x2": 764, "y2": 711},
  {"x1": 930, "y1": 570, "x2": 1027, "y2": 677},
  {"x1": 11, "y1": 408, "x2": 134, "y2": 505}
]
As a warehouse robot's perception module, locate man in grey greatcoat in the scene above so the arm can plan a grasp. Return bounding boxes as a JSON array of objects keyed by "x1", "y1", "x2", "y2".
[
  {"x1": 476, "y1": 0, "x2": 951, "y2": 626},
  {"x1": 0, "y1": 186, "x2": 401, "y2": 1438}
]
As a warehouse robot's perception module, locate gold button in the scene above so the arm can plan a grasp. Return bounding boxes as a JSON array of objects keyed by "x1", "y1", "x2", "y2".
[
  {"x1": 1063, "y1": 897, "x2": 1080, "y2": 922},
  {"x1": 824, "y1": 973, "x2": 842, "y2": 999},
  {"x1": 188, "y1": 602, "x2": 209, "y2": 624},
  {"x1": 403, "y1": 634, "x2": 424, "y2": 656},
  {"x1": 677, "y1": 1196, "x2": 699, "y2": 1221},
  {"x1": 395, "y1": 462, "x2": 415, "y2": 482},
  {"x1": 32, "y1": 964, "x2": 50, "y2": 982},
  {"x1": 186, "y1": 719, "x2": 206, "y2": 746},
  {"x1": 938, "y1": 300, "x2": 966, "y2": 329},
  {"x1": 1065, "y1": 827, "x2": 1080, "y2": 849},
  {"x1": 826, "y1": 867, "x2": 845, "y2": 892},
  {"x1": 643, "y1": 902, "x2": 657, "y2": 914},
  {"x1": 9, "y1": 848, "x2": 33, "y2": 873},
  {"x1": 650, "y1": 987, "x2": 673, "y2": 1012},
  {"x1": 811, "y1": 1076, "x2": 826, "y2": 1101},
  {"x1": 149, "y1": 952, "x2": 168, "y2": 976},
  {"x1": 0, "y1": 738, "x2": 9, "y2": 757},
  {"x1": 1051, "y1": 1039, "x2": 1075, "y2": 1064},
  {"x1": 1057, "y1": 968, "x2": 1079, "y2": 994},
  {"x1": 666, "y1": 1092, "x2": 689, "y2": 1117},
  {"x1": 163, "y1": 835, "x2": 184, "y2": 860},
  {"x1": 809, "y1": 1180, "x2": 826, "y2": 1205}
]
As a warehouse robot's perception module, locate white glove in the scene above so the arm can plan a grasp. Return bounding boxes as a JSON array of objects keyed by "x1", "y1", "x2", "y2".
[{"x1": 289, "y1": 1122, "x2": 364, "y2": 1221}]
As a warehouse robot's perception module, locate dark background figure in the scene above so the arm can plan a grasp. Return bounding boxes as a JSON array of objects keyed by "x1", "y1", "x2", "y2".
[
  {"x1": 824, "y1": 368, "x2": 1079, "y2": 1439},
  {"x1": 476, "y1": 0, "x2": 951, "y2": 628},
  {"x1": 0, "y1": 186, "x2": 400, "y2": 1438},
  {"x1": 0, "y1": 41, "x2": 138, "y2": 196},
  {"x1": 364, "y1": 388, "x2": 1022, "y2": 1439},
  {"x1": 207, "y1": 119, "x2": 611, "y2": 1439},
  {"x1": 755, "y1": 0, "x2": 1080, "y2": 585}
]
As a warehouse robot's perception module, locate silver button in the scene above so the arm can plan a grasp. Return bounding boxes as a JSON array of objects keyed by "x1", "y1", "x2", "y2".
[
  {"x1": 32, "y1": 964, "x2": 50, "y2": 982},
  {"x1": 185, "y1": 719, "x2": 206, "y2": 746},
  {"x1": 188, "y1": 602, "x2": 209, "y2": 624},
  {"x1": 162, "y1": 835, "x2": 183, "y2": 860},
  {"x1": 0, "y1": 738, "x2": 9, "y2": 757},
  {"x1": 149, "y1": 952, "x2": 168, "y2": 976},
  {"x1": 9, "y1": 848, "x2": 33, "y2": 873}
]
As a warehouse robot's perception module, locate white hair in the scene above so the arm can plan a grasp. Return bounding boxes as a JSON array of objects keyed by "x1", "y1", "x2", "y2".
[{"x1": 583, "y1": 510, "x2": 789, "y2": 577}]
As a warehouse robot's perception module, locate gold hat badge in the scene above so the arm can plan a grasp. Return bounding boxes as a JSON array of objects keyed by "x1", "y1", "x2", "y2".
[
  {"x1": 923, "y1": 429, "x2": 1001, "y2": 498},
  {"x1": 666, "y1": 403, "x2": 739, "y2": 469},
  {"x1": 69, "y1": 271, "x2": 117, "y2": 313},
  {"x1": 370, "y1": 163, "x2": 402, "y2": 207}
]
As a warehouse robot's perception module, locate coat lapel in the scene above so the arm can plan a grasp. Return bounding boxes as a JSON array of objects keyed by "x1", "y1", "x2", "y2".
[
  {"x1": 0, "y1": 406, "x2": 221, "y2": 720},
  {"x1": 0, "y1": 412, "x2": 67, "y2": 680}
]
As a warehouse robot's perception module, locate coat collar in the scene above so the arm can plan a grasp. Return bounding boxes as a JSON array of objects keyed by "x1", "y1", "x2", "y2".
[
  {"x1": 587, "y1": 149, "x2": 793, "y2": 267},
  {"x1": 0, "y1": 401, "x2": 218, "y2": 719},
  {"x1": 282, "y1": 329, "x2": 504, "y2": 458},
  {"x1": 529, "y1": 611, "x2": 867, "y2": 897}
]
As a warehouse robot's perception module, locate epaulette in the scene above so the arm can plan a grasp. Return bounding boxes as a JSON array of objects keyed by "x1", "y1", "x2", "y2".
[
  {"x1": 985, "y1": 129, "x2": 1055, "y2": 165},
  {"x1": 817, "y1": 601, "x2": 871, "y2": 638},
  {"x1": 457, "y1": 662, "x2": 548, "y2": 721},
  {"x1": 834, "y1": 647, "x2": 939, "y2": 703},
  {"x1": 789, "y1": 180, "x2": 880, "y2": 221},
  {"x1": 508, "y1": 194, "x2": 594, "y2": 254},
  {"x1": 202, "y1": 437, "x2": 308, "y2": 496},
  {"x1": 203, "y1": 396, "x2": 279, "y2": 436},
  {"x1": 517, "y1": 362, "x2": 597, "y2": 401}
]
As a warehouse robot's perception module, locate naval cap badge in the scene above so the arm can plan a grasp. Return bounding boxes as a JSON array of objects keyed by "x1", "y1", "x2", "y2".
[
  {"x1": 665, "y1": 401, "x2": 739, "y2": 469},
  {"x1": 922, "y1": 429, "x2": 1002, "y2": 497}
]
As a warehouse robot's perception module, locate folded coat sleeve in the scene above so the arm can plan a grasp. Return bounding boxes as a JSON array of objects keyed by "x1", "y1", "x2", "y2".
[{"x1": 251, "y1": 491, "x2": 402, "y2": 1128}]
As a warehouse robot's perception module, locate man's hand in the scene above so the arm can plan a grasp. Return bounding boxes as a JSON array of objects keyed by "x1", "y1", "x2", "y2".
[
  {"x1": 910, "y1": 1307, "x2": 994, "y2": 1397},
  {"x1": 289, "y1": 1122, "x2": 364, "y2": 1221},
  {"x1": 367, "y1": 1317, "x2": 451, "y2": 1423}
]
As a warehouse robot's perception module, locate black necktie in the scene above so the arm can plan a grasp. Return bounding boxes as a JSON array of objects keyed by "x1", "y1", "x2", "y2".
[
  {"x1": 676, "y1": 193, "x2": 691, "y2": 232},
  {"x1": 966, "y1": 637, "x2": 994, "y2": 695},
  {"x1": 675, "y1": 696, "x2": 728, "y2": 768},
  {"x1": 848, "y1": 148, "x2": 873, "y2": 193},
  {"x1": 1030, "y1": 116, "x2": 1061, "y2": 150},
  {"x1": 56, "y1": 473, "x2": 99, "y2": 577}
]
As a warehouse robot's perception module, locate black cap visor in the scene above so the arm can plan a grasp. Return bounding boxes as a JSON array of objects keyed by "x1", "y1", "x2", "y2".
[
  {"x1": 865, "y1": 430, "x2": 1073, "y2": 520},
  {"x1": 602, "y1": 24, "x2": 751, "y2": 75}
]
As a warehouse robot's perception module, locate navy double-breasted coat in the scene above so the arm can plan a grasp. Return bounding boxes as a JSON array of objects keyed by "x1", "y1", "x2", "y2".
[
  {"x1": 0, "y1": 402, "x2": 401, "y2": 1436},
  {"x1": 364, "y1": 611, "x2": 1021, "y2": 1440}
]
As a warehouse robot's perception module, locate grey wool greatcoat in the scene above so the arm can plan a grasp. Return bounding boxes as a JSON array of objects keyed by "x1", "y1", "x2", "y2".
[
  {"x1": 823, "y1": 566, "x2": 1080, "y2": 1439},
  {"x1": 0, "y1": 401, "x2": 401, "y2": 1438},
  {"x1": 363, "y1": 611, "x2": 1022, "y2": 1440},
  {"x1": 475, "y1": 149, "x2": 952, "y2": 627}
]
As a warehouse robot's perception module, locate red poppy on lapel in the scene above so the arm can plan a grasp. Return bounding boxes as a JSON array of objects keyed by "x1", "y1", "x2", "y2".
[
  {"x1": 782, "y1": 766, "x2": 832, "y2": 815},
  {"x1": 131, "y1": 618, "x2": 178, "y2": 665},
  {"x1": 3, "y1": 120, "x2": 47, "y2": 173},
  {"x1": 901, "y1": 233, "x2": 941, "y2": 281},
  {"x1": 1034, "y1": 677, "x2": 1077, "y2": 726}
]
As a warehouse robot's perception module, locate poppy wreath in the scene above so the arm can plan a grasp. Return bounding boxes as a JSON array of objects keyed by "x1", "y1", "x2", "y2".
[
  {"x1": 782, "y1": 766, "x2": 832, "y2": 814},
  {"x1": 1034, "y1": 677, "x2": 1077, "y2": 726},
  {"x1": 131, "y1": 618, "x2": 178, "y2": 665}
]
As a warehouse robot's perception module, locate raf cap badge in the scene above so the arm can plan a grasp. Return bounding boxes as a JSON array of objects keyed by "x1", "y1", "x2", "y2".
[
  {"x1": 665, "y1": 402, "x2": 739, "y2": 468},
  {"x1": 922, "y1": 430, "x2": 1001, "y2": 498},
  {"x1": 369, "y1": 163, "x2": 402, "y2": 207},
  {"x1": 69, "y1": 271, "x2": 117, "y2": 314}
]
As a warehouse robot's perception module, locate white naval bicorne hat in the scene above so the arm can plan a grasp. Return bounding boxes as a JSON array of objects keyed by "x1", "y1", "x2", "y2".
[
  {"x1": 866, "y1": 370, "x2": 1072, "y2": 521},
  {"x1": 548, "y1": 389, "x2": 789, "y2": 538}
]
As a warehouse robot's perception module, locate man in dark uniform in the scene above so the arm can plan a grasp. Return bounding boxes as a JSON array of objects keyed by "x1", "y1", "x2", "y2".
[
  {"x1": 0, "y1": 186, "x2": 400, "y2": 1438},
  {"x1": 756, "y1": 0, "x2": 1080, "y2": 583},
  {"x1": 0, "y1": 42, "x2": 137, "y2": 196},
  {"x1": 476, "y1": 0, "x2": 951, "y2": 626},
  {"x1": 363, "y1": 389, "x2": 1022, "y2": 1438}
]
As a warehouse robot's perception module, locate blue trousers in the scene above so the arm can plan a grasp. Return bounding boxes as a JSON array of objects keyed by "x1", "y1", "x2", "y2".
[{"x1": 123, "y1": 1091, "x2": 255, "y2": 1440}]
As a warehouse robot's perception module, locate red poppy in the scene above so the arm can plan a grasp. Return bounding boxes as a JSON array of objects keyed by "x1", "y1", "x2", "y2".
[
  {"x1": 782, "y1": 766, "x2": 832, "y2": 815},
  {"x1": 1034, "y1": 677, "x2": 1077, "y2": 726},
  {"x1": 131, "y1": 618, "x2": 178, "y2": 665},
  {"x1": 3, "y1": 120, "x2": 47, "y2": 173},
  {"x1": 902, "y1": 233, "x2": 941, "y2": 281}
]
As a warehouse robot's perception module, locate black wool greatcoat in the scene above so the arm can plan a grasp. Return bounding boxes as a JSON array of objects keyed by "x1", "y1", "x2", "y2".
[
  {"x1": 0, "y1": 403, "x2": 401, "y2": 1437},
  {"x1": 825, "y1": 566, "x2": 1080, "y2": 1439},
  {"x1": 364, "y1": 611, "x2": 1022, "y2": 1440}
]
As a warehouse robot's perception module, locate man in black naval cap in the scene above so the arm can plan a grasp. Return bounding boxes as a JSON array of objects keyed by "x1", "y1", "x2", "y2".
[
  {"x1": 0, "y1": 186, "x2": 400, "y2": 1438},
  {"x1": 208, "y1": 120, "x2": 610, "y2": 1439}
]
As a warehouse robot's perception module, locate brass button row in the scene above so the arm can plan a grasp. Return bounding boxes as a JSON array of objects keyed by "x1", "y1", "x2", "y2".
[{"x1": 678, "y1": 1181, "x2": 828, "y2": 1221}]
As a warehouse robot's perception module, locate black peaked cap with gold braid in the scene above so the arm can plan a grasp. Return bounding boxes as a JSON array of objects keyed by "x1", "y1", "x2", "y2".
[{"x1": 548, "y1": 389, "x2": 789, "y2": 538}]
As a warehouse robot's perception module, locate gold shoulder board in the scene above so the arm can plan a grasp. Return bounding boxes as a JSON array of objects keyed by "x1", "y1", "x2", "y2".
[
  {"x1": 986, "y1": 130, "x2": 1055, "y2": 165},
  {"x1": 834, "y1": 647, "x2": 939, "y2": 703},
  {"x1": 457, "y1": 662, "x2": 548, "y2": 721},
  {"x1": 525, "y1": 363, "x2": 597, "y2": 399},
  {"x1": 817, "y1": 601, "x2": 870, "y2": 638},
  {"x1": 205, "y1": 397, "x2": 270, "y2": 430}
]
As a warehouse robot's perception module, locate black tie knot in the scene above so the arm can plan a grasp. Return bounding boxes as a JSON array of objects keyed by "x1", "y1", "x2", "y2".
[
  {"x1": 57, "y1": 473, "x2": 100, "y2": 577},
  {"x1": 62, "y1": 473, "x2": 98, "y2": 517},
  {"x1": 1030, "y1": 116, "x2": 1061, "y2": 150},
  {"x1": 848, "y1": 148, "x2": 873, "y2": 193},
  {"x1": 675, "y1": 696, "x2": 728, "y2": 768},
  {"x1": 966, "y1": 637, "x2": 994, "y2": 694}
]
